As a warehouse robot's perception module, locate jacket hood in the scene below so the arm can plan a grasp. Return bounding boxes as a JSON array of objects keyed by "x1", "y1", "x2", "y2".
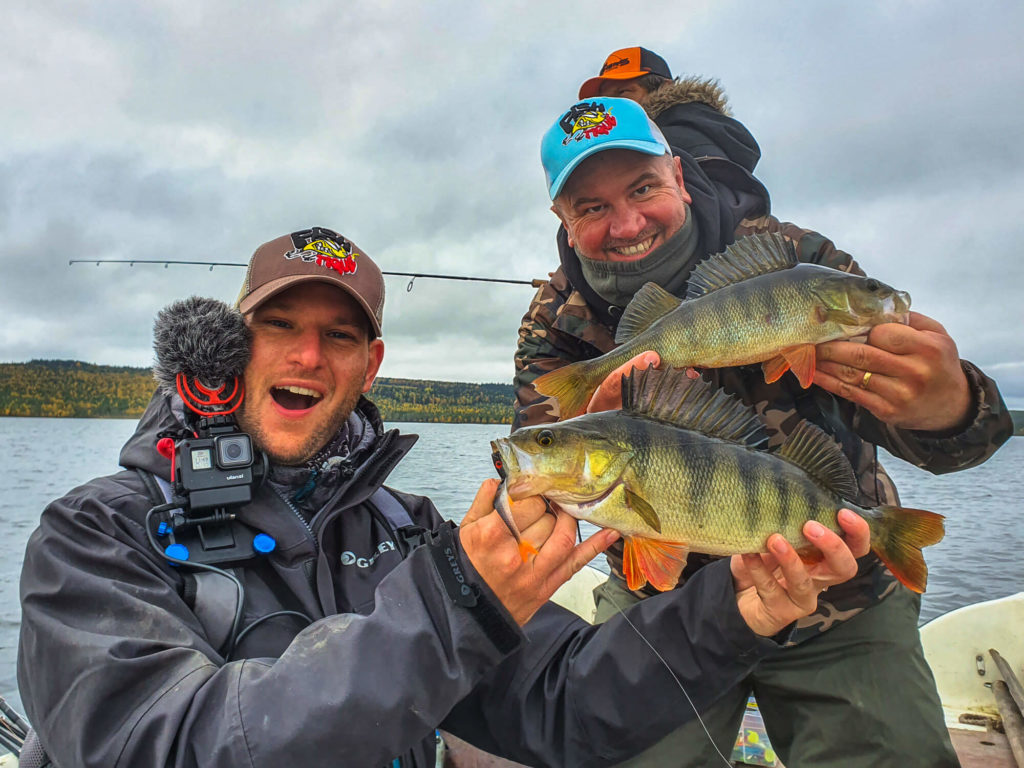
[
  {"x1": 118, "y1": 392, "x2": 187, "y2": 476},
  {"x1": 642, "y1": 76, "x2": 761, "y2": 173},
  {"x1": 643, "y1": 76, "x2": 731, "y2": 117}
]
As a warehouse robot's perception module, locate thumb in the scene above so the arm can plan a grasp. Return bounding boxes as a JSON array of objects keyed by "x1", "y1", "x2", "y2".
[{"x1": 461, "y1": 479, "x2": 501, "y2": 525}]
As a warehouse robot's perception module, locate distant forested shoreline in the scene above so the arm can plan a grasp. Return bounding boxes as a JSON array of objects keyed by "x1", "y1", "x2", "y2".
[{"x1": 0, "y1": 360, "x2": 514, "y2": 424}]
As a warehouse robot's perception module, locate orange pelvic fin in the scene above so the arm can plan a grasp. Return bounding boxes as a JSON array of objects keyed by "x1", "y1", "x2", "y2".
[
  {"x1": 622, "y1": 536, "x2": 690, "y2": 592},
  {"x1": 794, "y1": 546, "x2": 826, "y2": 566},
  {"x1": 761, "y1": 355, "x2": 790, "y2": 384},
  {"x1": 870, "y1": 505, "x2": 946, "y2": 594},
  {"x1": 762, "y1": 346, "x2": 817, "y2": 388}
]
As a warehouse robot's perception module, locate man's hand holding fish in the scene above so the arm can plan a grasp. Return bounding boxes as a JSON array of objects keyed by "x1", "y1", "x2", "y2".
[
  {"x1": 813, "y1": 311, "x2": 973, "y2": 431},
  {"x1": 459, "y1": 478, "x2": 620, "y2": 626},
  {"x1": 730, "y1": 512, "x2": 869, "y2": 636}
]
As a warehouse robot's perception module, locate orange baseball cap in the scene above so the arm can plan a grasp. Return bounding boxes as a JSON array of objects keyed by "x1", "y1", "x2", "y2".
[{"x1": 578, "y1": 47, "x2": 672, "y2": 99}]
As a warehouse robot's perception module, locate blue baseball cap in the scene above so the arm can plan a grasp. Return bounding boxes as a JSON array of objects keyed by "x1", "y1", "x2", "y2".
[{"x1": 541, "y1": 96, "x2": 670, "y2": 200}]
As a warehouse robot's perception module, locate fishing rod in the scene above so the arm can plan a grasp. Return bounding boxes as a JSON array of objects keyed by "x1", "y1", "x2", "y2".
[{"x1": 68, "y1": 260, "x2": 544, "y2": 293}]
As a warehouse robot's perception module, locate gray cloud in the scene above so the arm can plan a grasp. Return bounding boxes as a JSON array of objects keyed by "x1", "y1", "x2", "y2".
[{"x1": 1, "y1": 0, "x2": 1022, "y2": 407}]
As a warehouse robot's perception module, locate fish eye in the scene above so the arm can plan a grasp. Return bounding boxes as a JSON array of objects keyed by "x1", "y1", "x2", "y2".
[
  {"x1": 865, "y1": 279, "x2": 880, "y2": 292},
  {"x1": 536, "y1": 429, "x2": 555, "y2": 447}
]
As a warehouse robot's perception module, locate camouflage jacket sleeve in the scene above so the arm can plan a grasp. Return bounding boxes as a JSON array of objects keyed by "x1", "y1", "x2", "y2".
[
  {"x1": 512, "y1": 268, "x2": 616, "y2": 431},
  {"x1": 852, "y1": 360, "x2": 1012, "y2": 473},
  {"x1": 742, "y1": 214, "x2": 1013, "y2": 472}
]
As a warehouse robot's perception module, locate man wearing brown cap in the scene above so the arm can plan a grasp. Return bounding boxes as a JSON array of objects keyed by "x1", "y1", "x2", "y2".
[{"x1": 17, "y1": 226, "x2": 870, "y2": 767}]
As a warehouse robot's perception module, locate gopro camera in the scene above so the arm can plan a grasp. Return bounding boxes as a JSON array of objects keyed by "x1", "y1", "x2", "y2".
[
  {"x1": 177, "y1": 428, "x2": 258, "y2": 511},
  {"x1": 151, "y1": 414, "x2": 270, "y2": 567}
]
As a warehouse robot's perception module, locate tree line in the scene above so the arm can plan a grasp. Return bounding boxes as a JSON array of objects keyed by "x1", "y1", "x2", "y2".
[{"x1": 0, "y1": 361, "x2": 514, "y2": 424}]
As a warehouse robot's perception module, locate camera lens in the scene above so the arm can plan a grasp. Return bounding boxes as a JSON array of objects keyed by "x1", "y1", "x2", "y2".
[{"x1": 215, "y1": 435, "x2": 252, "y2": 468}]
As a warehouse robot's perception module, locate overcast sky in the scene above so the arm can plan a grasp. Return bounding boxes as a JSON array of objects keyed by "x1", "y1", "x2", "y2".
[{"x1": 3, "y1": 1, "x2": 1023, "y2": 407}]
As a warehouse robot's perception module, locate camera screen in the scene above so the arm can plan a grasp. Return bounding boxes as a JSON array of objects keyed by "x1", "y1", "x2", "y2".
[{"x1": 190, "y1": 448, "x2": 213, "y2": 471}]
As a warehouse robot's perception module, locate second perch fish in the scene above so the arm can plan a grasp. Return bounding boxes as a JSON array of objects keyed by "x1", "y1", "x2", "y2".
[
  {"x1": 492, "y1": 367, "x2": 943, "y2": 593},
  {"x1": 532, "y1": 232, "x2": 911, "y2": 419}
]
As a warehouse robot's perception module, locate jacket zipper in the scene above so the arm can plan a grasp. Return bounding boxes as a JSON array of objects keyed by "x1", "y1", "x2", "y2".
[{"x1": 272, "y1": 486, "x2": 319, "y2": 591}]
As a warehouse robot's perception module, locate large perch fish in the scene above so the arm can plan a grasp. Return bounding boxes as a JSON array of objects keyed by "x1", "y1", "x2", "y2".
[
  {"x1": 532, "y1": 232, "x2": 911, "y2": 419},
  {"x1": 492, "y1": 367, "x2": 943, "y2": 593}
]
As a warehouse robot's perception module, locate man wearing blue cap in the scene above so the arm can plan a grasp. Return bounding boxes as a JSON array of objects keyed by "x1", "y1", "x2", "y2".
[{"x1": 514, "y1": 97, "x2": 1013, "y2": 766}]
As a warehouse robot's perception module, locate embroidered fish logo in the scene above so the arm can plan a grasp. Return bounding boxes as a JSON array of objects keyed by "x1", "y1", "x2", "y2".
[
  {"x1": 560, "y1": 102, "x2": 617, "y2": 146},
  {"x1": 284, "y1": 234, "x2": 358, "y2": 275}
]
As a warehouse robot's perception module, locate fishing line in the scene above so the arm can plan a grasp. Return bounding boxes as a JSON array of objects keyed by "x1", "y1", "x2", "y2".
[{"x1": 600, "y1": 589, "x2": 736, "y2": 768}]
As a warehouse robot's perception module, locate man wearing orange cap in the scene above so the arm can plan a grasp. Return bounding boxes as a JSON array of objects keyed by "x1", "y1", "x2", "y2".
[{"x1": 578, "y1": 46, "x2": 762, "y2": 174}]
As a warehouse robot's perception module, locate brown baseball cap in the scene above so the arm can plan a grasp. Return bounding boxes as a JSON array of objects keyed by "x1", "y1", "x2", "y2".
[
  {"x1": 236, "y1": 227, "x2": 384, "y2": 337},
  {"x1": 578, "y1": 47, "x2": 672, "y2": 99}
]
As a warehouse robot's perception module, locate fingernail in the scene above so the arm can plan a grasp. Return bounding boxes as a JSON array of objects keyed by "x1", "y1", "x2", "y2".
[
  {"x1": 769, "y1": 536, "x2": 788, "y2": 556},
  {"x1": 805, "y1": 521, "x2": 826, "y2": 539}
]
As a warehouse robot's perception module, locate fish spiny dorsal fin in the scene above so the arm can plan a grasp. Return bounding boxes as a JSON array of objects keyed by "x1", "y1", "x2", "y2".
[
  {"x1": 776, "y1": 421, "x2": 859, "y2": 499},
  {"x1": 615, "y1": 282, "x2": 682, "y2": 344},
  {"x1": 685, "y1": 232, "x2": 798, "y2": 300},
  {"x1": 623, "y1": 366, "x2": 770, "y2": 449}
]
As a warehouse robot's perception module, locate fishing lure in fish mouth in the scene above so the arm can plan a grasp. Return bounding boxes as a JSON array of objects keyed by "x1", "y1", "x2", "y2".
[{"x1": 491, "y1": 450, "x2": 538, "y2": 562}]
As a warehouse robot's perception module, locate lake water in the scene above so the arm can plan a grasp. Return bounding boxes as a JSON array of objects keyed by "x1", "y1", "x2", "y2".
[{"x1": 1, "y1": 417, "x2": 1022, "y2": 718}]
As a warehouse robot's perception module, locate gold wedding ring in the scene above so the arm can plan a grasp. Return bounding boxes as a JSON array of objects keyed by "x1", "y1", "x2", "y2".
[{"x1": 859, "y1": 371, "x2": 873, "y2": 390}]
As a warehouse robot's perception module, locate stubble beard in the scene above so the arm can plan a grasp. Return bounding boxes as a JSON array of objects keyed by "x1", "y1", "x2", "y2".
[{"x1": 237, "y1": 385, "x2": 364, "y2": 467}]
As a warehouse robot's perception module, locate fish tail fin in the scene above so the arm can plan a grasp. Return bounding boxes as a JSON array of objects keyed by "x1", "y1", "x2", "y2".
[
  {"x1": 622, "y1": 536, "x2": 689, "y2": 592},
  {"x1": 531, "y1": 361, "x2": 601, "y2": 420},
  {"x1": 869, "y1": 505, "x2": 946, "y2": 594}
]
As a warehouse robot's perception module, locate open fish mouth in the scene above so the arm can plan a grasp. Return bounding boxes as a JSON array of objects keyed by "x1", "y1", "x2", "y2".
[{"x1": 888, "y1": 290, "x2": 912, "y2": 322}]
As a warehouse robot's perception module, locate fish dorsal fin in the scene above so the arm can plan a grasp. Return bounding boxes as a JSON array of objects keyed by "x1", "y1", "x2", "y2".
[
  {"x1": 622, "y1": 366, "x2": 769, "y2": 449},
  {"x1": 685, "y1": 232, "x2": 798, "y2": 300},
  {"x1": 615, "y1": 282, "x2": 682, "y2": 344},
  {"x1": 776, "y1": 421, "x2": 859, "y2": 499}
]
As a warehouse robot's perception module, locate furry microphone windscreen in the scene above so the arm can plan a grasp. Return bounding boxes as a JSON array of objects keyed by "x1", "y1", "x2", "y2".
[{"x1": 152, "y1": 296, "x2": 252, "y2": 397}]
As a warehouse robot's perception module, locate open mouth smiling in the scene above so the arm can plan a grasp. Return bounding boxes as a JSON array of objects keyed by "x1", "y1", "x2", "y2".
[{"x1": 270, "y1": 385, "x2": 323, "y2": 411}]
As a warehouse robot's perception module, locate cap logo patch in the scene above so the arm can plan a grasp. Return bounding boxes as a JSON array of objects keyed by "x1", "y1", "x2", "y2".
[
  {"x1": 285, "y1": 227, "x2": 358, "y2": 276},
  {"x1": 600, "y1": 54, "x2": 633, "y2": 75},
  {"x1": 559, "y1": 102, "x2": 617, "y2": 146}
]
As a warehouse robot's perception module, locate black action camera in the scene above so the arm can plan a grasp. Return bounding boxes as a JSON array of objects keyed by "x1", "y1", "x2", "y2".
[
  {"x1": 177, "y1": 421, "x2": 259, "y2": 511},
  {"x1": 156, "y1": 414, "x2": 270, "y2": 567}
]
